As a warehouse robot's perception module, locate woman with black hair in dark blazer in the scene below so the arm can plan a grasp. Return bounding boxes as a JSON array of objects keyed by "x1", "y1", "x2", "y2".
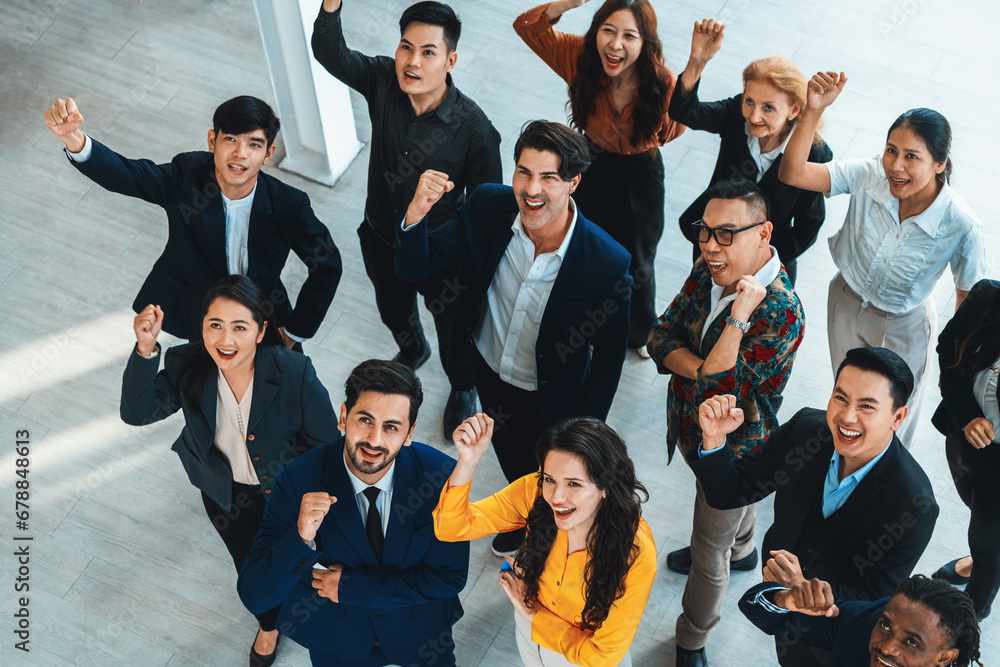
[
  {"x1": 120, "y1": 274, "x2": 339, "y2": 666},
  {"x1": 931, "y1": 278, "x2": 1000, "y2": 622},
  {"x1": 670, "y1": 19, "x2": 832, "y2": 285}
]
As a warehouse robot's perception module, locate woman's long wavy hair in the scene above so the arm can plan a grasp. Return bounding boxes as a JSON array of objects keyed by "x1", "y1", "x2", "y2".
[
  {"x1": 180, "y1": 275, "x2": 282, "y2": 418},
  {"x1": 951, "y1": 282, "x2": 1000, "y2": 377},
  {"x1": 567, "y1": 0, "x2": 668, "y2": 147},
  {"x1": 514, "y1": 417, "x2": 648, "y2": 631}
]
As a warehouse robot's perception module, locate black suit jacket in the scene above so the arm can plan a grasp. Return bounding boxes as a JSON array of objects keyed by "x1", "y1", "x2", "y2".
[
  {"x1": 238, "y1": 438, "x2": 468, "y2": 662},
  {"x1": 68, "y1": 140, "x2": 342, "y2": 340},
  {"x1": 120, "y1": 343, "x2": 339, "y2": 508},
  {"x1": 395, "y1": 183, "x2": 631, "y2": 423},
  {"x1": 669, "y1": 81, "x2": 833, "y2": 263},
  {"x1": 932, "y1": 278, "x2": 1000, "y2": 435},
  {"x1": 687, "y1": 408, "x2": 938, "y2": 600}
]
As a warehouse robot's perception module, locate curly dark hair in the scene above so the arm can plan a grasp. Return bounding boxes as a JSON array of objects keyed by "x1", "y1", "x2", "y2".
[
  {"x1": 567, "y1": 0, "x2": 669, "y2": 147},
  {"x1": 513, "y1": 417, "x2": 648, "y2": 631},
  {"x1": 894, "y1": 575, "x2": 981, "y2": 666}
]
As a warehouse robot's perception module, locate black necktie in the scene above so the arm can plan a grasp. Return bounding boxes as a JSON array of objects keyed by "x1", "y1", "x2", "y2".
[{"x1": 363, "y1": 487, "x2": 384, "y2": 563}]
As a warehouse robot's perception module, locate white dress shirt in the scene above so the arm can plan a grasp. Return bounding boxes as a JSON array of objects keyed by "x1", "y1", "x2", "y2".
[
  {"x1": 700, "y1": 247, "x2": 781, "y2": 347},
  {"x1": 826, "y1": 157, "x2": 984, "y2": 313},
  {"x1": 746, "y1": 127, "x2": 791, "y2": 182},
  {"x1": 343, "y1": 449, "x2": 395, "y2": 537},
  {"x1": 222, "y1": 184, "x2": 256, "y2": 276},
  {"x1": 473, "y1": 202, "x2": 578, "y2": 391}
]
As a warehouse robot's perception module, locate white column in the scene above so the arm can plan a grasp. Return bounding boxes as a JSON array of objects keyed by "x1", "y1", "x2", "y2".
[{"x1": 251, "y1": 0, "x2": 363, "y2": 186}]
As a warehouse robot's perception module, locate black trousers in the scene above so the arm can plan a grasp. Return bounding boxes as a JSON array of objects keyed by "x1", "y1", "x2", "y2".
[
  {"x1": 573, "y1": 146, "x2": 665, "y2": 349},
  {"x1": 473, "y1": 349, "x2": 548, "y2": 483},
  {"x1": 946, "y1": 430, "x2": 1000, "y2": 616},
  {"x1": 201, "y1": 481, "x2": 281, "y2": 632},
  {"x1": 358, "y1": 222, "x2": 474, "y2": 389},
  {"x1": 308, "y1": 630, "x2": 456, "y2": 667}
]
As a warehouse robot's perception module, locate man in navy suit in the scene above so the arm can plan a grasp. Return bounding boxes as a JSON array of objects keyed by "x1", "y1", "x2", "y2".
[
  {"x1": 395, "y1": 120, "x2": 631, "y2": 555},
  {"x1": 43, "y1": 95, "x2": 342, "y2": 345},
  {"x1": 238, "y1": 359, "x2": 469, "y2": 667}
]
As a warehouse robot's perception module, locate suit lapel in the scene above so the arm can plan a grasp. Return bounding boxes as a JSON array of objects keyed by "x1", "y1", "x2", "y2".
[
  {"x1": 383, "y1": 447, "x2": 420, "y2": 566},
  {"x1": 484, "y1": 208, "x2": 517, "y2": 283},
  {"x1": 785, "y1": 437, "x2": 832, "y2": 548},
  {"x1": 246, "y1": 175, "x2": 273, "y2": 276},
  {"x1": 201, "y1": 168, "x2": 229, "y2": 277},
  {"x1": 246, "y1": 346, "x2": 280, "y2": 436},
  {"x1": 194, "y1": 368, "x2": 220, "y2": 459},
  {"x1": 321, "y1": 439, "x2": 380, "y2": 565},
  {"x1": 540, "y1": 220, "x2": 585, "y2": 333}
]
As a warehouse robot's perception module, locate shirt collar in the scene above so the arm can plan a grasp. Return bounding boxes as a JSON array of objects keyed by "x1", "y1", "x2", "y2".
[
  {"x1": 828, "y1": 440, "x2": 890, "y2": 487},
  {"x1": 866, "y1": 157, "x2": 953, "y2": 236},
  {"x1": 343, "y1": 447, "x2": 396, "y2": 498},
  {"x1": 745, "y1": 125, "x2": 792, "y2": 160},
  {"x1": 709, "y1": 245, "x2": 782, "y2": 304},
  {"x1": 511, "y1": 197, "x2": 579, "y2": 261},
  {"x1": 395, "y1": 74, "x2": 458, "y2": 122},
  {"x1": 221, "y1": 180, "x2": 258, "y2": 208}
]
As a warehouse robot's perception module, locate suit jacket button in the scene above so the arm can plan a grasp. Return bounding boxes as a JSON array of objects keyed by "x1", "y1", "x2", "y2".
[
  {"x1": 252, "y1": 455, "x2": 261, "y2": 461},
  {"x1": 375, "y1": 614, "x2": 385, "y2": 620},
  {"x1": 259, "y1": 475, "x2": 267, "y2": 480},
  {"x1": 248, "y1": 434, "x2": 255, "y2": 441},
  {"x1": 264, "y1": 489, "x2": 271, "y2": 494}
]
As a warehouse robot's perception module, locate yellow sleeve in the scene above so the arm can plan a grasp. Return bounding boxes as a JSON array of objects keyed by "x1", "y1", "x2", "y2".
[
  {"x1": 512, "y1": 3, "x2": 582, "y2": 85},
  {"x1": 530, "y1": 520, "x2": 658, "y2": 666},
  {"x1": 433, "y1": 473, "x2": 539, "y2": 542}
]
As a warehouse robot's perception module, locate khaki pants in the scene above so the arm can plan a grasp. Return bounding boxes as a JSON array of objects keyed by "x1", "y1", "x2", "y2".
[
  {"x1": 514, "y1": 610, "x2": 633, "y2": 667},
  {"x1": 827, "y1": 272, "x2": 935, "y2": 449},
  {"x1": 675, "y1": 481, "x2": 757, "y2": 650}
]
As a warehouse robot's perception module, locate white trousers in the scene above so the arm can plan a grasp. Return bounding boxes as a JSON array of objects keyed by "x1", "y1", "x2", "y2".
[{"x1": 513, "y1": 610, "x2": 632, "y2": 667}]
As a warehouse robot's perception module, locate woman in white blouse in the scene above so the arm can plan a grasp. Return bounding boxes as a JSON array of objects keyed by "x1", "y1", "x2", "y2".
[
  {"x1": 120, "y1": 275, "x2": 338, "y2": 666},
  {"x1": 778, "y1": 71, "x2": 985, "y2": 448},
  {"x1": 931, "y1": 278, "x2": 1000, "y2": 622}
]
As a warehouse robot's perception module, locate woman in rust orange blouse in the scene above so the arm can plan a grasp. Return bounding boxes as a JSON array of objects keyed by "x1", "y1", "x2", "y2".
[{"x1": 514, "y1": 0, "x2": 685, "y2": 354}]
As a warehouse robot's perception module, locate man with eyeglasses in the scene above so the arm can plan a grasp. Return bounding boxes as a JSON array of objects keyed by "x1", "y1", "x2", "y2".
[{"x1": 647, "y1": 178, "x2": 805, "y2": 667}]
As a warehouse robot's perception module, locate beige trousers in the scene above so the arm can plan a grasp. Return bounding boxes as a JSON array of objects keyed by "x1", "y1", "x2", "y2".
[
  {"x1": 827, "y1": 272, "x2": 936, "y2": 449},
  {"x1": 513, "y1": 610, "x2": 633, "y2": 667}
]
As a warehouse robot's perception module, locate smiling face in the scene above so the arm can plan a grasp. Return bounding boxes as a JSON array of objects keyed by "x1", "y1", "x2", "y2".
[
  {"x1": 699, "y1": 197, "x2": 772, "y2": 290},
  {"x1": 207, "y1": 127, "x2": 275, "y2": 200},
  {"x1": 512, "y1": 147, "x2": 580, "y2": 234},
  {"x1": 339, "y1": 390, "x2": 415, "y2": 485},
  {"x1": 594, "y1": 9, "x2": 643, "y2": 78},
  {"x1": 541, "y1": 450, "x2": 605, "y2": 541},
  {"x1": 869, "y1": 595, "x2": 960, "y2": 667},
  {"x1": 394, "y1": 22, "x2": 457, "y2": 103},
  {"x1": 827, "y1": 366, "x2": 907, "y2": 472},
  {"x1": 742, "y1": 79, "x2": 801, "y2": 147},
  {"x1": 201, "y1": 297, "x2": 265, "y2": 373},
  {"x1": 882, "y1": 127, "x2": 946, "y2": 202}
]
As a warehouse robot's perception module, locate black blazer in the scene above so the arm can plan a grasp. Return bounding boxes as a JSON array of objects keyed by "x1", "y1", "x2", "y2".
[
  {"x1": 669, "y1": 80, "x2": 833, "y2": 263},
  {"x1": 68, "y1": 140, "x2": 343, "y2": 340},
  {"x1": 120, "y1": 343, "x2": 339, "y2": 508},
  {"x1": 395, "y1": 183, "x2": 631, "y2": 423},
  {"x1": 687, "y1": 408, "x2": 938, "y2": 601},
  {"x1": 932, "y1": 278, "x2": 1000, "y2": 435}
]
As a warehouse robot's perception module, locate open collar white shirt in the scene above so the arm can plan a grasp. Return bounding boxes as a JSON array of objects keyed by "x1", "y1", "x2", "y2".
[
  {"x1": 700, "y1": 247, "x2": 781, "y2": 347},
  {"x1": 473, "y1": 201, "x2": 578, "y2": 391},
  {"x1": 746, "y1": 126, "x2": 791, "y2": 182}
]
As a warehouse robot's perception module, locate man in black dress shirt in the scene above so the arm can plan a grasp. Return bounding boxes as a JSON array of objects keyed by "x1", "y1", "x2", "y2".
[{"x1": 312, "y1": 0, "x2": 503, "y2": 435}]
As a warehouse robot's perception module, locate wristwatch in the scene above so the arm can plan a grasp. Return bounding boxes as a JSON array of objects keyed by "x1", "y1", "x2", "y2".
[{"x1": 725, "y1": 315, "x2": 750, "y2": 334}]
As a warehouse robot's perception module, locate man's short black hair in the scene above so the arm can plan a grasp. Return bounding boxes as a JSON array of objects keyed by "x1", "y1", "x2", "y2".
[
  {"x1": 344, "y1": 359, "x2": 424, "y2": 427},
  {"x1": 513, "y1": 120, "x2": 592, "y2": 181},
  {"x1": 835, "y1": 347, "x2": 915, "y2": 410},
  {"x1": 399, "y1": 2, "x2": 461, "y2": 53},
  {"x1": 212, "y1": 96, "x2": 280, "y2": 148},
  {"x1": 704, "y1": 178, "x2": 770, "y2": 221}
]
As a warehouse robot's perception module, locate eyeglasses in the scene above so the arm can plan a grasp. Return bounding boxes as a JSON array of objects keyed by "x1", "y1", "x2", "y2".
[{"x1": 691, "y1": 220, "x2": 765, "y2": 247}]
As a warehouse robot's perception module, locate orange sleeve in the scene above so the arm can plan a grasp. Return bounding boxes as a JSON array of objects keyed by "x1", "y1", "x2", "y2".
[
  {"x1": 512, "y1": 3, "x2": 582, "y2": 85},
  {"x1": 433, "y1": 473, "x2": 538, "y2": 542},
  {"x1": 656, "y1": 67, "x2": 686, "y2": 145},
  {"x1": 530, "y1": 520, "x2": 658, "y2": 666}
]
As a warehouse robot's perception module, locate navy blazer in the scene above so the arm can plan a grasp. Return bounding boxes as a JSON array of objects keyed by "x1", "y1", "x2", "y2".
[
  {"x1": 237, "y1": 438, "x2": 469, "y2": 662},
  {"x1": 120, "y1": 343, "x2": 339, "y2": 508},
  {"x1": 932, "y1": 278, "x2": 1000, "y2": 435},
  {"x1": 687, "y1": 408, "x2": 938, "y2": 601},
  {"x1": 68, "y1": 140, "x2": 343, "y2": 340},
  {"x1": 395, "y1": 183, "x2": 631, "y2": 423},
  {"x1": 739, "y1": 582, "x2": 883, "y2": 664}
]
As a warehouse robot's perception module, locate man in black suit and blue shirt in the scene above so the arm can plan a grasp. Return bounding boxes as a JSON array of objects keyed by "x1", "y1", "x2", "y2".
[
  {"x1": 689, "y1": 346, "x2": 939, "y2": 666},
  {"x1": 396, "y1": 120, "x2": 631, "y2": 555},
  {"x1": 44, "y1": 95, "x2": 342, "y2": 346},
  {"x1": 238, "y1": 359, "x2": 469, "y2": 667}
]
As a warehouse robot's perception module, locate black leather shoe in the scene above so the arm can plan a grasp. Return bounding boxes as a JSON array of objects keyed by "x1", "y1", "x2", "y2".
[
  {"x1": 676, "y1": 646, "x2": 708, "y2": 666},
  {"x1": 392, "y1": 341, "x2": 431, "y2": 370},
  {"x1": 492, "y1": 528, "x2": 526, "y2": 557},
  {"x1": 666, "y1": 546, "x2": 758, "y2": 575},
  {"x1": 249, "y1": 630, "x2": 279, "y2": 667},
  {"x1": 443, "y1": 388, "x2": 477, "y2": 436},
  {"x1": 932, "y1": 557, "x2": 971, "y2": 585}
]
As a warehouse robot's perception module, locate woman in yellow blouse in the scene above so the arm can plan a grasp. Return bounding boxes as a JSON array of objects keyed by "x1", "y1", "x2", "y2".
[{"x1": 434, "y1": 414, "x2": 656, "y2": 667}]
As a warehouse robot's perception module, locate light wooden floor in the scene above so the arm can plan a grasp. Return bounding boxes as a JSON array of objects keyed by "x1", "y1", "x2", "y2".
[{"x1": 0, "y1": 0, "x2": 997, "y2": 665}]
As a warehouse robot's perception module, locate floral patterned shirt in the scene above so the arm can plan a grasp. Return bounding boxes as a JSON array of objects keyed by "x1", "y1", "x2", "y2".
[{"x1": 648, "y1": 257, "x2": 804, "y2": 461}]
